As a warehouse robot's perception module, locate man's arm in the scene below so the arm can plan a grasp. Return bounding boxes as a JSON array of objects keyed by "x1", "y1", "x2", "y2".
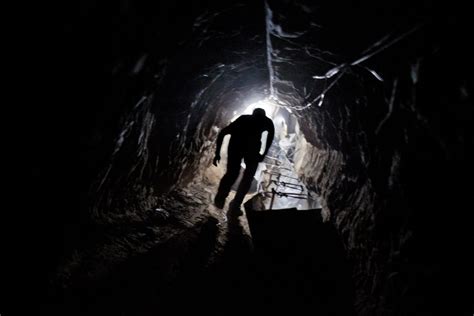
[
  {"x1": 213, "y1": 124, "x2": 233, "y2": 166},
  {"x1": 261, "y1": 120, "x2": 275, "y2": 159}
]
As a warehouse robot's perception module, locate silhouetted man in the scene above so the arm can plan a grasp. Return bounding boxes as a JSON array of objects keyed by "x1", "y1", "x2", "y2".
[{"x1": 213, "y1": 108, "x2": 275, "y2": 212}]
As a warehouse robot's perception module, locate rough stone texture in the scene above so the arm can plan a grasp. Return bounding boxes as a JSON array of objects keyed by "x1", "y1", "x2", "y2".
[
  {"x1": 293, "y1": 32, "x2": 473, "y2": 315},
  {"x1": 45, "y1": 185, "x2": 224, "y2": 314}
]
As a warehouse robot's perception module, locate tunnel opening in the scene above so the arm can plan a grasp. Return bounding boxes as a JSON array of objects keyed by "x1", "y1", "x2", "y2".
[
  {"x1": 203, "y1": 97, "x2": 322, "y2": 213},
  {"x1": 37, "y1": 1, "x2": 474, "y2": 316}
]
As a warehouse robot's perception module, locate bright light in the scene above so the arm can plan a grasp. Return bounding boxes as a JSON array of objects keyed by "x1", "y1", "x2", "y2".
[
  {"x1": 231, "y1": 98, "x2": 278, "y2": 122},
  {"x1": 274, "y1": 114, "x2": 286, "y2": 126},
  {"x1": 243, "y1": 99, "x2": 277, "y2": 116}
]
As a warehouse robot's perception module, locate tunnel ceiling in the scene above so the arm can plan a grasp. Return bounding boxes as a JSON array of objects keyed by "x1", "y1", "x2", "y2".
[{"x1": 80, "y1": 0, "x2": 471, "y2": 200}]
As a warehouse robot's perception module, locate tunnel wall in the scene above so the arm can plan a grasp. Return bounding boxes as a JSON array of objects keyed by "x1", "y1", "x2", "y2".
[
  {"x1": 79, "y1": 1, "x2": 267, "y2": 223},
  {"x1": 293, "y1": 21, "x2": 473, "y2": 315}
]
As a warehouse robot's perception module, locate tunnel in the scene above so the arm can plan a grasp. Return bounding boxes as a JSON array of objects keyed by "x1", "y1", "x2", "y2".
[{"x1": 26, "y1": 1, "x2": 474, "y2": 315}]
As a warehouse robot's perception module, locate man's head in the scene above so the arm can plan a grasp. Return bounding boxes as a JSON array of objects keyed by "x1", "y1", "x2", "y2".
[{"x1": 252, "y1": 108, "x2": 266, "y2": 118}]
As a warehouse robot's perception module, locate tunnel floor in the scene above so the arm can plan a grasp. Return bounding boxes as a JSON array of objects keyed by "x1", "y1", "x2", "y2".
[{"x1": 45, "y1": 180, "x2": 355, "y2": 315}]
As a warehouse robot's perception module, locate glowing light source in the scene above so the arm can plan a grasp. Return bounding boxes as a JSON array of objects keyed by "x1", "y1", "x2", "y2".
[{"x1": 232, "y1": 98, "x2": 278, "y2": 122}]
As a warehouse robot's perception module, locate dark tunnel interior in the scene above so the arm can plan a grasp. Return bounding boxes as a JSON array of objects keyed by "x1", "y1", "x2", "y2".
[{"x1": 17, "y1": 1, "x2": 474, "y2": 315}]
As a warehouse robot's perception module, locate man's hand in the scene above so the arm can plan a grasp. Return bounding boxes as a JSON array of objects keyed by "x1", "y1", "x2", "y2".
[{"x1": 213, "y1": 154, "x2": 221, "y2": 166}]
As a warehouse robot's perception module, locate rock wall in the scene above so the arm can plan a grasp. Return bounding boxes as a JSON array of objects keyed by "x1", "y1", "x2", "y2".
[{"x1": 293, "y1": 22, "x2": 473, "y2": 315}]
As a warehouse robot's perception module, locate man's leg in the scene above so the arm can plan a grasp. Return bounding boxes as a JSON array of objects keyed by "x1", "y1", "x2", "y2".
[
  {"x1": 231, "y1": 157, "x2": 259, "y2": 210},
  {"x1": 214, "y1": 152, "x2": 242, "y2": 208}
]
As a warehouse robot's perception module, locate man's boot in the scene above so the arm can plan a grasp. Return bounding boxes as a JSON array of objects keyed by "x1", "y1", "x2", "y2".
[
  {"x1": 228, "y1": 199, "x2": 243, "y2": 216},
  {"x1": 214, "y1": 193, "x2": 226, "y2": 209}
]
